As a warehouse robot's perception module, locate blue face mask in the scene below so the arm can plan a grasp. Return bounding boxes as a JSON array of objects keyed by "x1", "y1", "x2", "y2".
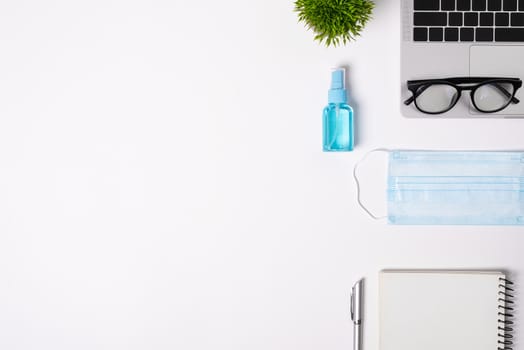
[{"x1": 354, "y1": 150, "x2": 524, "y2": 225}]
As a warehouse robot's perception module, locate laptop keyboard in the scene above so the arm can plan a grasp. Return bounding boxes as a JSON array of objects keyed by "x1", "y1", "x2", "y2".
[{"x1": 413, "y1": 0, "x2": 524, "y2": 42}]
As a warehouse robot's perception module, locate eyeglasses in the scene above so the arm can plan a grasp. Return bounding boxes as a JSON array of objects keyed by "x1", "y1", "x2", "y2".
[{"x1": 404, "y1": 77, "x2": 522, "y2": 115}]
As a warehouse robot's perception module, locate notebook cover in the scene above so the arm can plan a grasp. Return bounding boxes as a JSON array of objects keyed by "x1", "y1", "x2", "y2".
[{"x1": 379, "y1": 270, "x2": 506, "y2": 350}]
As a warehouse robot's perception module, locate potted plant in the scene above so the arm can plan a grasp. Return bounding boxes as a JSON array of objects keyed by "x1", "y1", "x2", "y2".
[{"x1": 295, "y1": 0, "x2": 375, "y2": 46}]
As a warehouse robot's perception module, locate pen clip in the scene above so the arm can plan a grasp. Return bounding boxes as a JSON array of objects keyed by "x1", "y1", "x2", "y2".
[{"x1": 350, "y1": 286, "x2": 355, "y2": 322}]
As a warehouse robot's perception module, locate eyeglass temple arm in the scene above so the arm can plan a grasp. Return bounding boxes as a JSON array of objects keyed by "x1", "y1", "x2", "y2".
[
  {"x1": 493, "y1": 83, "x2": 520, "y2": 104},
  {"x1": 403, "y1": 84, "x2": 431, "y2": 105}
]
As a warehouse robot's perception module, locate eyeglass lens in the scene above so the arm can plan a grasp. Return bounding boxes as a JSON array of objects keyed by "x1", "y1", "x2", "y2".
[
  {"x1": 415, "y1": 84, "x2": 459, "y2": 113},
  {"x1": 473, "y1": 82, "x2": 514, "y2": 112}
]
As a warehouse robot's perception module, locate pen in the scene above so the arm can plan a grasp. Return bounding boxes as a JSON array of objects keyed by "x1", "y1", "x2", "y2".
[{"x1": 350, "y1": 279, "x2": 363, "y2": 350}]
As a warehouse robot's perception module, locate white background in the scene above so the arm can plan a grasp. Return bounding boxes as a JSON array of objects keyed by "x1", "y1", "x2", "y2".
[{"x1": 0, "y1": 0, "x2": 523, "y2": 349}]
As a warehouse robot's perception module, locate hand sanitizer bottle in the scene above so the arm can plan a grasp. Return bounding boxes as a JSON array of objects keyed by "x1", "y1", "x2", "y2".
[{"x1": 323, "y1": 68, "x2": 354, "y2": 152}]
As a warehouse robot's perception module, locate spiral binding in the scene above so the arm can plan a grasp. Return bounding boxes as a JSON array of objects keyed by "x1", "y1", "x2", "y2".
[{"x1": 498, "y1": 278, "x2": 515, "y2": 350}]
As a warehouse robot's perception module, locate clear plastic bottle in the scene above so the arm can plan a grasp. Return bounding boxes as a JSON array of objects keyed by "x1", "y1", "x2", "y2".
[{"x1": 323, "y1": 68, "x2": 354, "y2": 152}]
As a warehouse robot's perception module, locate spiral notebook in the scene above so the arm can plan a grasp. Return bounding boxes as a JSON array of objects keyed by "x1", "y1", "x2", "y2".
[{"x1": 379, "y1": 270, "x2": 514, "y2": 350}]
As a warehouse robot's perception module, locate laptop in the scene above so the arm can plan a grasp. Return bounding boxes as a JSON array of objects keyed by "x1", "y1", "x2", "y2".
[{"x1": 401, "y1": 0, "x2": 524, "y2": 118}]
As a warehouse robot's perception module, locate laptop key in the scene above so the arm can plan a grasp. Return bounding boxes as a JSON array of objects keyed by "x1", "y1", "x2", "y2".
[
  {"x1": 503, "y1": 0, "x2": 518, "y2": 11},
  {"x1": 457, "y1": 0, "x2": 471, "y2": 10},
  {"x1": 429, "y1": 28, "x2": 444, "y2": 41},
  {"x1": 495, "y1": 28, "x2": 524, "y2": 41},
  {"x1": 488, "y1": 0, "x2": 502, "y2": 10},
  {"x1": 464, "y1": 12, "x2": 479, "y2": 26},
  {"x1": 472, "y1": 0, "x2": 487, "y2": 10},
  {"x1": 520, "y1": 0, "x2": 524, "y2": 10},
  {"x1": 441, "y1": 0, "x2": 456, "y2": 10},
  {"x1": 480, "y1": 12, "x2": 494, "y2": 26},
  {"x1": 445, "y1": 28, "x2": 459, "y2": 41},
  {"x1": 476, "y1": 28, "x2": 494, "y2": 41},
  {"x1": 414, "y1": 12, "x2": 447, "y2": 26},
  {"x1": 414, "y1": 27, "x2": 428, "y2": 41},
  {"x1": 414, "y1": 0, "x2": 439, "y2": 10},
  {"x1": 449, "y1": 12, "x2": 463, "y2": 26},
  {"x1": 460, "y1": 27, "x2": 475, "y2": 41},
  {"x1": 511, "y1": 13, "x2": 524, "y2": 26},
  {"x1": 495, "y1": 12, "x2": 510, "y2": 26}
]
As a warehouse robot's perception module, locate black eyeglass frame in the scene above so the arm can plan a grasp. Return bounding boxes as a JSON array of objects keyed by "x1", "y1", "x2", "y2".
[{"x1": 404, "y1": 77, "x2": 522, "y2": 115}]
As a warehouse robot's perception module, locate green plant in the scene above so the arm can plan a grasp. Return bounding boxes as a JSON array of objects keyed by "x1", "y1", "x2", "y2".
[{"x1": 295, "y1": 0, "x2": 375, "y2": 46}]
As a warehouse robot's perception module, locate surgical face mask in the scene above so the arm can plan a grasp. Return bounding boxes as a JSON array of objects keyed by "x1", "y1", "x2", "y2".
[{"x1": 353, "y1": 150, "x2": 524, "y2": 225}]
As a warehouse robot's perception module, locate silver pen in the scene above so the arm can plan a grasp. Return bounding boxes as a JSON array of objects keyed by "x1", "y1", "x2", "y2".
[{"x1": 350, "y1": 279, "x2": 364, "y2": 350}]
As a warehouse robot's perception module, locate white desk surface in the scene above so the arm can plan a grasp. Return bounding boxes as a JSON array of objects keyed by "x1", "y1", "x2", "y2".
[{"x1": 0, "y1": 1, "x2": 523, "y2": 349}]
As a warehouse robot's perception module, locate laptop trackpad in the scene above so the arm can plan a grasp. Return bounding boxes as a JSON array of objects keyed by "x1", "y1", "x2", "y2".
[{"x1": 470, "y1": 46, "x2": 524, "y2": 116}]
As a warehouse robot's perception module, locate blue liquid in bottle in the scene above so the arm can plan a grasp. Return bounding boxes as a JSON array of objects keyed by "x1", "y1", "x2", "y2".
[{"x1": 323, "y1": 68, "x2": 354, "y2": 152}]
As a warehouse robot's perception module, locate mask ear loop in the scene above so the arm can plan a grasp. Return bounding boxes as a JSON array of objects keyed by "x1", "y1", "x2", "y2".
[{"x1": 353, "y1": 148, "x2": 390, "y2": 220}]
